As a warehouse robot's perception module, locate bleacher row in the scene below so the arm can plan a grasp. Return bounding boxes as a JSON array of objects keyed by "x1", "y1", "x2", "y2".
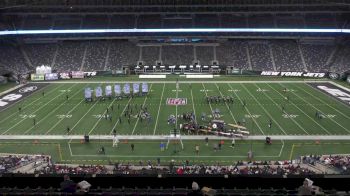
[
  {"x1": 0, "y1": 14, "x2": 346, "y2": 31},
  {"x1": 2, "y1": 154, "x2": 350, "y2": 194},
  {"x1": 0, "y1": 40, "x2": 349, "y2": 75}
]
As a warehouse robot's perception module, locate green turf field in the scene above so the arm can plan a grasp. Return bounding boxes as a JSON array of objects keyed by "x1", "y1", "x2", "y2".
[
  {"x1": 0, "y1": 80, "x2": 349, "y2": 164},
  {"x1": 1, "y1": 81, "x2": 349, "y2": 135}
]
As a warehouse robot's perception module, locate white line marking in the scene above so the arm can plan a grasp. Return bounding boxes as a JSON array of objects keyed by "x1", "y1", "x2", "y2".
[
  {"x1": 109, "y1": 98, "x2": 132, "y2": 135},
  {"x1": 70, "y1": 84, "x2": 104, "y2": 134},
  {"x1": 241, "y1": 83, "x2": 287, "y2": 135},
  {"x1": 0, "y1": 84, "x2": 58, "y2": 124},
  {"x1": 263, "y1": 83, "x2": 309, "y2": 135},
  {"x1": 1, "y1": 84, "x2": 70, "y2": 135},
  {"x1": 214, "y1": 83, "x2": 237, "y2": 124},
  {"x1": 131, "y1": 84, "x2": 153, "y2": 135},
  {"x1": 201, "y1": 83, "x2": 214, "y2": 112},
  {"x1": 153, "y1": 83, "x2": 166, "y2": 135},
  {"x1": 190, "y1": 84, "x2": 197, "y2": 122},
  {"x1": 270, "y1": 83, "x2": 331, "y2": 134},
  {"x1": 175, "y1": 84, "x2": 179, "y2": 128},
  {"x1": 280, "y1": 83, "x2": 347, "y2": 134},
  {"x1": 24, "y1": 83, "x2": 80, "y2": 134},
  {"x1": 3, "y1": 134, "x2": 350, "y2": 140},
  {"x1": 45, "y1": 99, "x2": 84, "y2": 134},
  {"x1": 301, "y1": 84, "x2": 350, "y2": 120},
  {"x1": 88, "y1": 96, "x2": 119, "y2": 135},
  {"x1": 227, "y1": 83, "x2": 265, "y2": 135}
]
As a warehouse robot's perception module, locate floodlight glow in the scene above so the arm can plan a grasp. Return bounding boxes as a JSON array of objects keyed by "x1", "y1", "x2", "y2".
[{"x1": 0, "y1": 28, "x2": 349, "y2": 35}]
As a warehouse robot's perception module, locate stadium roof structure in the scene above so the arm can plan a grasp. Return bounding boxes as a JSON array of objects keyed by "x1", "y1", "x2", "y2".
[{"x1": 1, "y1": 0, "x2": 350, "y2": 14}]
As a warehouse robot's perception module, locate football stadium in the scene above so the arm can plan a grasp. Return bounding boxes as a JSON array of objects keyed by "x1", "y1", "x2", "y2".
[{"x1": 0, "y1": 0, "x2": 350, "y2": 195}]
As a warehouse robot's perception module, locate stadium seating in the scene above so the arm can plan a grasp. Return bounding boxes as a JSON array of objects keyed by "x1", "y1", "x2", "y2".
[{"x1": 0, "y1": 40, "x2": 349, "y2": 74}]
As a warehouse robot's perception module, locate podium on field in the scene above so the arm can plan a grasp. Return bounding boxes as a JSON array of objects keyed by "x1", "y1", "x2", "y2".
[{"x1": 166, "y1": 129, "x2": 184, "y2": 150}]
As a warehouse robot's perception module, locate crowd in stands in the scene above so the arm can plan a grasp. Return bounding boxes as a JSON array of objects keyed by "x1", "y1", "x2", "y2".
[
  {"x1": 106, "y1": 40, "x2": 139, "y2": 70},
  {"x1": 270, "y1": 40, "x2": 304, "y2": 71},
  {"x1": 248, "y1": 41, "x2": 274, "y2": 71},
  {"x1": 0, "y1": 40, "x2": 349, "y2": 74},
  {"x1": 3, "y1": 154, "x2": 350, "y2": 194},
  {"x1": 300, "y1": 44, "x2": 336, "y2": 72},
  {"x1": 0, "y1": 154, "x2": 50, "y2": 174},
  {"x1": 55, "y1": 42, "x2": 86, "y2": 72},
  {"x1": 320, "y1": 155, "x2": 350, "y2": 174},
  {"x1": 43, "y1": 164, "x2": 111, "y2": 175},
  {"x1": 163, "y1": 45, "x2": 193, "y2": 66},
  {"x1": 4, "y1": 154, "x2": 348, "y2": 175}
]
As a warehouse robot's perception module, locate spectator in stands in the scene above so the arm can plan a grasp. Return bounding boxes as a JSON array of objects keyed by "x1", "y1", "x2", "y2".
[
  {"x1": 60, "y1": 174, "x2": 76, "y2": 193},
  {"x1": 188, "y1": 181, "x2": 201, "y2": 196},
  {"x1": 298, "y1": 179, "x2": 313, "y2": 195}
]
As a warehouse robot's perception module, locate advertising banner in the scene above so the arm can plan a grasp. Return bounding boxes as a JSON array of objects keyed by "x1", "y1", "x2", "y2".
[
  {"x1": 30, "y1": 74, "x2": 45, "y2": 81},
  {"x1": 84, "y1": 71, "x2": 97, "y2": 77},
  {"x1": 45, "y1": 73, "x2": 58, "y2": 80},
  {"x1": 260, "y1": 71, "x2": 326, "y2": 78},
  {"x1": 59, "y1": 72, "x2": 71, "y2": 79},
  {"x1": 71, "y1": 71, "x2": 84, "y2": 79}
]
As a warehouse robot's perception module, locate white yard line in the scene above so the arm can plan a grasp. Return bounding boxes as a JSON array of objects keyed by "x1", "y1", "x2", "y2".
[
  {"x1": 227, "y1": 83, "x2": 265, "y2": 135},
  {"x1": 70, "y1": 83, "x2": 104, "y2": 134},
  {"x1": 241, "y1": 84, "x2": 287, "y2": 135},
  {"x1": 175, "y1": 83, "x2": 179, "y2": 128},
  {"x1": 87, "y1": 96, "x2": 119, "y2": 135},
  {"x1": 45, "y1": 84, "x2": 90, "y2": 135},
  {"x1": 70, "y1": 100, "x2": 100, "y2": 133},
  {"x1": 0, "y1": 84, "x2": 25, "y2": 97},
  {"x1": 24, "y1": 84, "x2": 80, "y2": 134},
  {"x1": 190, "y1": 85, "x2": 197, "y2": 122},
  {"x1": 263, "y1": 83, "x2": 309, "y2": 135},
  {"x1": 271, "y1": 82, "x2": 331, "y2": 135},
  {"x1": 4, "y1": 134, "x2": 350, "y2": 140},
  {"x1": 278, "y1": 140, "x2": 285, "y2": 157},
  {"x1": 214, "y1": 83, "x2": 237, "y2": 124},
  {"x1": 279, "y1": 83, "x2": 349, "y2": 134},
  {"x1": 45, "y1": 99, "x2": 85, "y2": 135},
  {"x1": 109, "y1": 98, "x2": 132, "y2": 135},
  {"x1": 0, "y1": 84, "x2": 59, "y2": 123},
  {"x1": 201, "y1": 83, "x2": 214, "y2": 112},
  {"x1": 68, "y1": 141, "x2": 74, "y2": 156},
  {"x1": 270, "y1": 83, "x2": 331, "y2": 135},
  {"x1": 1, "y1": 84, "x2": 69, "y2": 135},
  {"x1": 131, "y1": 84, "x2": 153, "y2": 135},
  {"x1": 153, "y1": 83, "x2": 166, "y2": 135},
  {"x1": 299, "y1": 84, "x2": 350, "y2": 120}
]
